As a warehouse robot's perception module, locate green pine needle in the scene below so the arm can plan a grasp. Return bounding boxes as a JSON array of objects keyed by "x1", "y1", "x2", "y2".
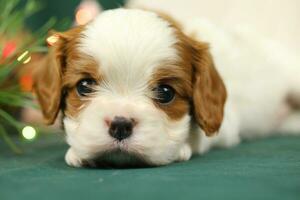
[
  {"x1": 0, "y1": 0, "x2": 63, "y2": 152},
  {"x1": 0, "y1": 125, "x2": 22, "y2": 154}
]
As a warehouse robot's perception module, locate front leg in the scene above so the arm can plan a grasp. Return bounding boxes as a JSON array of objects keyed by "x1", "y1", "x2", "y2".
[
  {"x1": 177, "y1": 143, "x2": 192, "y2": 162},
  {"x1": 65, "y1": 148, "x2": 84, "y2": 168}
]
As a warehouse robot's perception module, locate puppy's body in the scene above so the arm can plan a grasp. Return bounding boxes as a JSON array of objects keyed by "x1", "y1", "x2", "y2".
[
  {"x1": 185, "y1": 19, "x2": 300, "y2": 154},
  {"x1": 34, "y1": 9, "x2": 300, "y2": 167}
]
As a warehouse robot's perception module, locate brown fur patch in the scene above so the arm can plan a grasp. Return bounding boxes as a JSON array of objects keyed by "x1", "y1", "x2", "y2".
[
  {"x1": 287, "y1": 92, "x2": 300, "y2": 110},
  {"x1": 152, "y1": 14, "x2": 227, "y2": 135},
  {"x1": 147, "y1": 13, "x2": 194, "y2": 121},
  {"x1": 58, "y1": 28, "x2": 102, "y2": 118},
  {"x1": 63, "y1": 54, "x2": 101, "y2": 118},
  {"x1": 150, "y1": 65, "x2": 192, "y2": 120},
  {"x1": 33, "y1": 25, "x2": 102, "y2": 123}
]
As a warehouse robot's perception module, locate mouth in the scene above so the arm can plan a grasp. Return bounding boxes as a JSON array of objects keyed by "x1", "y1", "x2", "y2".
[
  {"x1": 87, "y1": 150, "x2": 150, "y2": 168},
  {"x1": 83, "y1": 140, "x2": 151, "y2": 168}
]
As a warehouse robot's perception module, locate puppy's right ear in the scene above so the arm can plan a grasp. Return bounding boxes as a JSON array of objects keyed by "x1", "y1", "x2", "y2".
[
  {"x1": 33, "y1": 34, "x2": 64, "y2": 124},
  {"x1": 33, "y1": 26, "x2": 84, "y2": 124}
]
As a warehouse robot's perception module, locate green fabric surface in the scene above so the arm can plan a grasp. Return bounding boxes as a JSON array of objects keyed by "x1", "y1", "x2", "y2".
[{"x1": 1, "y1": 134, "x2": 300, "y2": 200}]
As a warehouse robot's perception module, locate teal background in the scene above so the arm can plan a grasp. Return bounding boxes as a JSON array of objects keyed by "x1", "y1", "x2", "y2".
[
  {"x1": 26, "y1": 0, "x2": 126, "y2": 31},
  {"x1": 1, "y1": 134, "x2": 300, "y2": 200}
]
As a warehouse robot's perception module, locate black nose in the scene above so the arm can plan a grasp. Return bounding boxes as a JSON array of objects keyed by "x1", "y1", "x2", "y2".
[{"x1": 109, "y1": 116, "x2": 133, "y2": 141}]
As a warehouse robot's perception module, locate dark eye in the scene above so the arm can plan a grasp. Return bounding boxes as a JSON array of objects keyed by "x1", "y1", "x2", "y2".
[
  {"x1": 76, "y1": 78, "x2": 97, "y2": 96},
  {"x1": 153, "y1": 84, "x2": 175, "y2": 104}
]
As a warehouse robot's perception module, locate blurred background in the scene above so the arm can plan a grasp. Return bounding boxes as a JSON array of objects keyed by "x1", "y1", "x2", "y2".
[
  {"x1": 0, "y1": 0, "x2": 299, "y2": 152},
  {"x1": 26, "y1": 0, "x2": 300, "y2": 54},
  {"x1": 128, "y1": 0, "x2": 300, "y2": 54},
  {"x1": 27, "y1": 0, "x2": 125, "y2": 30},
  {"x1": 0, "y1": 0, "x2": 124, "y2": 152}
]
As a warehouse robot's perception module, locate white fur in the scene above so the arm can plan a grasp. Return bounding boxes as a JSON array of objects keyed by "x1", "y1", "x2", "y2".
[
  {"x1": 184, "y1": 19, "x2": 300, "y2": 154},
  {"x1": 64, "y1": 8, "x2": 300, "y2": 167},
  {"x1": 80, "y1": 8, "x2": 178, "y2": 94},
  {"x1": 65, "y1": 9, "x2": 190, "y2": 167}
]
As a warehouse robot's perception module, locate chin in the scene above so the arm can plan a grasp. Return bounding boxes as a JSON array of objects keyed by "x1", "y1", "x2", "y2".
[{"x1": 90, "y1": 151, "x2": 151, "y2": 168}]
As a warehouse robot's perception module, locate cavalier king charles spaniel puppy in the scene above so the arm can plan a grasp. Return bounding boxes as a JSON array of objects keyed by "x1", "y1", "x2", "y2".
[{"x1": 33, "y1": 9, "x2": 300, "y2": 167}]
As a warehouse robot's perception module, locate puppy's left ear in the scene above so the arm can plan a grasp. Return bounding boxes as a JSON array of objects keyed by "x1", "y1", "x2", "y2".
[{"x1": 189, "y1": 38, "x2": 227, "y2": 136}]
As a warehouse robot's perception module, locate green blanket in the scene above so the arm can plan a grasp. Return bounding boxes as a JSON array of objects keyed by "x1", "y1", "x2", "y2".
[{"x1": 1, "y1": 134, "x2": 300, "y2": 200}]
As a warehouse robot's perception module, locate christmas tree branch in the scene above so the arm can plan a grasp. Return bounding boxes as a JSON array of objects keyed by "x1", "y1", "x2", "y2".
[{"x1": 0, "y1": 125, "x2": 22, "y2": 154}]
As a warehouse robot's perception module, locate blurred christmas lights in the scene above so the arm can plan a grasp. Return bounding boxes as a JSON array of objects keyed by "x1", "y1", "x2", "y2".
[
  {"x1": 75, "y1": 0, "x2": 102, "y2": 25},
  {"x1": 17, "y1": 51, "x2": 29, "y2": 61},
  {"x1": 46, "y1": 34, "x2": 59, "y2": 46},
  {"x1": 19, "y1": 74, "x2": 33, "y2": 91},
  {"x1": 22, "y1": 126, "x2": 37, "y2": 140},
  {"x1": 2, "y1": 41, "x2": 16, "y2": 59},
  {"x1": 76, "y1": 8, "x2": 93, "y2": 25},
  {"x1": 17, "y1": 50, "x2": 31, "y2": 64},
  {"x1": 23, "y1": 56, "x2": 31, "y2": 64}
]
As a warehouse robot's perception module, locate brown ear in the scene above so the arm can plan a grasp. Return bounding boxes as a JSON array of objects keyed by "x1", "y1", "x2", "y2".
[
  {"x1": 33, "y1": 26, "x2": 84, "y2": 124},
  {"x1": 33, "y1": 37, "x2": 64, "y2": 124},
  {"x1": 190, "y1": 39, "x2": 227, "y2": 136},
  {"x1": 156, "y1": 12, "x2": 226, "y2": 135}
]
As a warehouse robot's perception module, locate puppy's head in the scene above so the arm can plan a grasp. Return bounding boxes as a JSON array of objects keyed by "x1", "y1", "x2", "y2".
[{"x1": 33, "y1": 9, "x2": 226, "y2": 166}]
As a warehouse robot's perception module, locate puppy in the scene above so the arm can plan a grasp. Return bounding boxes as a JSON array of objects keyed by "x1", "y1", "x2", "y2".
[{"x1": 33, "y1": 9, "x2": 300, "y2": 167}]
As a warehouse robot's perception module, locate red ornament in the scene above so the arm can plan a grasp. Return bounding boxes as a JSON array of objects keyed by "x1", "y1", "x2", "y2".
[
  {"x1": 2, "y1": 41, "x2": 17, "y2": 59},
  {"x1": 20, "y1": 74, "x2": 33, "y2": 92}
]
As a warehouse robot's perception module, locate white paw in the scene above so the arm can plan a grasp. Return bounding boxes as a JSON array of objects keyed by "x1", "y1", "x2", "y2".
[
  {"x1": 177, "y1": 144, "x2": 192, "y2": 162},
  {"x1": 65, "y1": 148, "x2": 83, "y2": 168}
]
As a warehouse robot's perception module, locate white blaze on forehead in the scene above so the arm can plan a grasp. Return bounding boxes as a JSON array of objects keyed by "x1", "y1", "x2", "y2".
[{"x1": 80, "y1": 9, "x2": 178, "y2": 93}]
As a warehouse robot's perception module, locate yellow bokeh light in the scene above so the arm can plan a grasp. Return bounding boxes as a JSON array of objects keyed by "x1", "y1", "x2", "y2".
[
  {"x1": 23, "y1": 56, "x2": 31, "y2": 64},
  {"x1": 17, "y1": 51, "x2": 29, "y2": 62},
  {"x1": 76, "y1": 8, "x2": 93, "y2": 25},
  {"x1": 46, "y1": 35, "x2": 59, "y2": 46},
  {"x1": 22, "y1": 126, "x2": 37, "y2": 140}
]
